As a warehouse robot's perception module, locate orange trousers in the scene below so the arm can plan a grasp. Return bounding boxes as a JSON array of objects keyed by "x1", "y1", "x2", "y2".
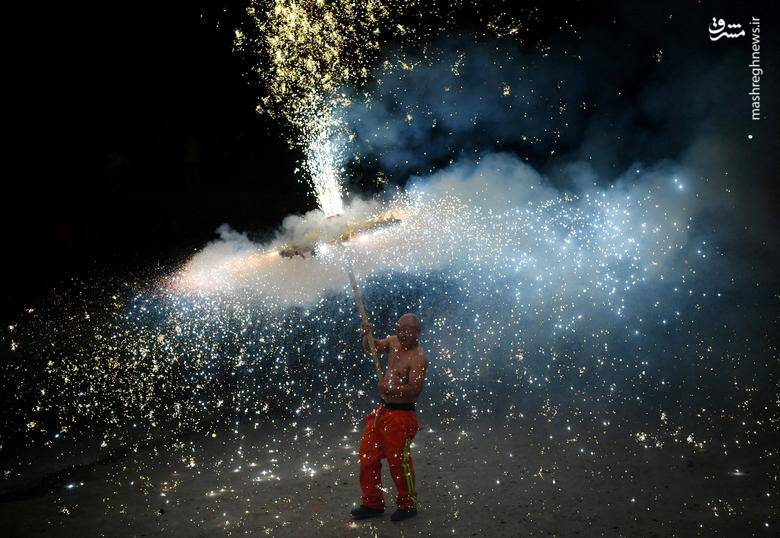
[{"x1": 358, "y1": 405, "x2": 419, "y2": 510}]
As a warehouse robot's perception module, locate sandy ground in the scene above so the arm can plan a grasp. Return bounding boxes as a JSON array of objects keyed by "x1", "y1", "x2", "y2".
[{"x1": 0, "y1": 413, "x2": 775, "y2": 537}]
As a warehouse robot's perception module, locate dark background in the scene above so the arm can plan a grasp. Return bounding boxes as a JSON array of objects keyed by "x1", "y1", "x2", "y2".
[{"x1": 7, "y1": 0, "x2": 778, "y2": 321}]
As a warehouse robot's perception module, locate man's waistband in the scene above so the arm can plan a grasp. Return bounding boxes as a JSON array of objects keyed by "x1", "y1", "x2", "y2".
[{"x1": 379, "y1": 399, "x2": 416, "y2": 411}]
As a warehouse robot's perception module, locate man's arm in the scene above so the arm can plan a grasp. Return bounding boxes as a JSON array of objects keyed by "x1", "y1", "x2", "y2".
[{"x1": 383, "y1": 354, "x2": 428, "y2": 400}]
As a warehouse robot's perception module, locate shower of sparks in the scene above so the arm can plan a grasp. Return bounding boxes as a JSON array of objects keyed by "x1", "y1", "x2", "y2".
[
  {"x1": 4, "y1": 156, "x2": 774, "y2": 460},
  {"x1": 303, "y1": 105, "x2": 345, "y2": 216},
  {"x1": 1, "y1": 3, "x2": 777, "y2": 534},
  {"x1": 2, "y1": 153, "x2": 776, "y2": 538},
  {"x1": 234, "y1": 0, "x2": 393, "y2": 213},
  {"x1": 236, "y1": 0, "x2": 389, "y2": 124},
  {"x1": 232, "y1": 0, "x2": 537, "y2": 214}
]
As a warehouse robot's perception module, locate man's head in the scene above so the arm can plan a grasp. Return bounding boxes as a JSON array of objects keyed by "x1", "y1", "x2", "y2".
[{"x1": 395, "y1": 313, "x2": 421, "y2": 349}]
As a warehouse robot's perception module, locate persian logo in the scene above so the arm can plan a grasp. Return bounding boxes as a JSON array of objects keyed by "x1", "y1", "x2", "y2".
[{"x1": 709, "y1": 18, "x2": 745, "y2": 41}]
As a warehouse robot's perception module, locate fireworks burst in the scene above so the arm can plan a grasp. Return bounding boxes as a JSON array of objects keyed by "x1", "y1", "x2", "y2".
[
  {"x1": 234, "y1": 0, "x2": 393, "y2": 213},
  {"x1": 4, "y1": 154, "x2": 774, "y2": 503},
  {"x1": 233, "y1": 0, "x2": 533, "y2": 214},
  {"x1": 302, "y1": 105, "x2": 345, "y2": 216}
]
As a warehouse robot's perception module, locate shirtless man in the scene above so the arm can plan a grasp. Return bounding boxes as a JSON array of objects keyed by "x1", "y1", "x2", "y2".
[{"x1": 350, "y1": 313, "x2": 428, "y2": 522}]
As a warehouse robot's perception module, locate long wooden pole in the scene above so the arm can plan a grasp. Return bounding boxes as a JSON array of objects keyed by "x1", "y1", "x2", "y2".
[{"x1": 348, "y1": 269, "x2": 383, "y2": 381}]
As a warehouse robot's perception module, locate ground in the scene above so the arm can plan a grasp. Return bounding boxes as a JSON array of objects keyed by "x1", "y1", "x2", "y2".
[{"x1": 0, "y1": 413, "x2": 774, "y2": 537}]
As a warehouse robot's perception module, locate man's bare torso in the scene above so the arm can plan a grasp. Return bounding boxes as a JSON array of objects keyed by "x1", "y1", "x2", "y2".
[{"x1": 380, "y1": 336, "x2": 427, "y2": 404}]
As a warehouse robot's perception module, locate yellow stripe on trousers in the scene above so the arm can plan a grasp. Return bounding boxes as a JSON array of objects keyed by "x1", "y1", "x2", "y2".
[{"x1": 402, "y1": 437, "x2": 416, "y2": 506}]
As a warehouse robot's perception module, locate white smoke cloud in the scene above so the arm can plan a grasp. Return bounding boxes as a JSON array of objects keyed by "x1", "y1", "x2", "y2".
[{"x1": 172, "y1": 152, "x2": 694, "y2": 319}]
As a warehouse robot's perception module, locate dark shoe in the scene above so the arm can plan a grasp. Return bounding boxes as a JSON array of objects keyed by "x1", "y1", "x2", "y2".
[
  {"x1": 390, "y1": 508, "x2": 418, "y2": 522},
  {"x1": 351, "y1": 505, "x2": 385, "y2": 519}
]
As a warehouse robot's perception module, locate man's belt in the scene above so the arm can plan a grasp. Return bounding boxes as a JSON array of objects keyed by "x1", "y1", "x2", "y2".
[{"x1": 379, "y1": 399, "x2": 415, "y2": 411}]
